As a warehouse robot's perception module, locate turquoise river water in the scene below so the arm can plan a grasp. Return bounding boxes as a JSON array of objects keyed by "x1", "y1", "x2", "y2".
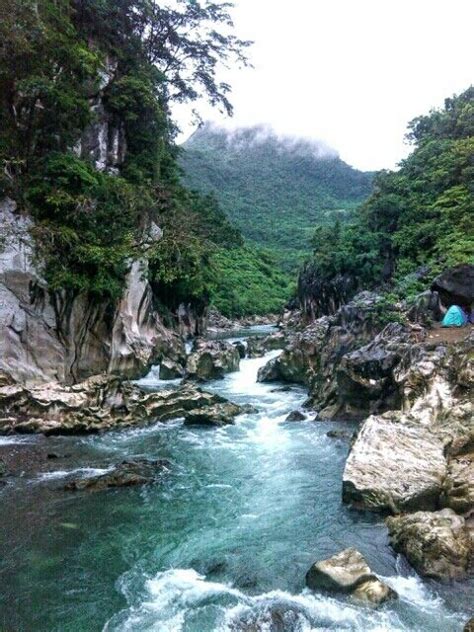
[{"x1": 0, "y1": 329, "x2": 472, "y2": 631}]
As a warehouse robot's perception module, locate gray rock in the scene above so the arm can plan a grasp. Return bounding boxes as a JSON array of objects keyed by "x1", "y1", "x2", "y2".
[
  {"x1": 342, "y1": 334, "x2": 474, "y2": 514},
  {"x1": 441, "y1": 451, "x2": 474, "y2": 514},
  {"x1": 326, "y1": 429, "x2": 351, "y2": 440},
  {"x1": 184, "y1": 402, "x2": 243, "y2": 426},
  {"x1": 0, "y1": 199, "x2": 199, "y2": 384},
  {"x1": 305, "y1": 548, "x2": 397, "y2": 605},
  {"x1": 64, "y1": 458, "x2": 170, "y2": 492},
  {"x1": 186, "y1": 339, "x2": 240, "y2": 381},
  {"x1": 233, "y1": 341, "x2": 247, "y2": 359},
  {"x1": 342, "y1": 412, "x2": 447, "y2": 513},
  {"x1": 386, "y1": 509, "x2": 472, "y2": 580},
  {"x1": 285, "y1": 410, "x2": 306, "y2": 422},
  {"x1": 431, "y1": 264, "x2": 474, "y2": 306},
  {"x1": 159, "y1": 358, "x2": 185, "y2": 380},
  {"x1": 0, "y1": 377, "x2": 235, "y2": 435}
]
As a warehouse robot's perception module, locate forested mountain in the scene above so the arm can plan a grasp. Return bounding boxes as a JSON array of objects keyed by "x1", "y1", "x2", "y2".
[
  {"x1": 299, "y1": 87, "x2": 474, "y2": 315},
  {"x1": 180, "y1": 124, "x2": 374, "y2": 271}
]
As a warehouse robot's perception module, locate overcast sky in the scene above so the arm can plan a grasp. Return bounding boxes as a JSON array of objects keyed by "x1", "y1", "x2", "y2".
[{"x1": 175, "y1": 0, "x2": 473, "y2": 171}]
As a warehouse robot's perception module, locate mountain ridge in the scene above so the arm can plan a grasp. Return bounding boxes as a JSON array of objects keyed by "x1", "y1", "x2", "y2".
[{"x1": 180, "y1": 122, "x2": 374, "y2": 271}]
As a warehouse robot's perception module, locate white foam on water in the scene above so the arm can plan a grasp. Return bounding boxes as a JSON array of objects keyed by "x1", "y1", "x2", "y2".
[
  {"x1": 382, "y1": 574, "x2": 443, "y2": 612},
  {"x1": 104, "y1": 568, "x2": 411, "y2": 632},
  {"x1": 0, "y1": 435, "x2": 37, "y2": 445},
  {"x1": 36, "y1": 467, "x2": 112, "y2": 482}
]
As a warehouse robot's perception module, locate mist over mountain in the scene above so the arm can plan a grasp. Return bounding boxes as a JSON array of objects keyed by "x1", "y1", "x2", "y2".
[{"x1": 180, "y1": 123, "x2": 374, "y2": 270}]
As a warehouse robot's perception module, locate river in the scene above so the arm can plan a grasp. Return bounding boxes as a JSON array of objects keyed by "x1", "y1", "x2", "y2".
[{"x1": 0, "y1": 329, "x2": 471, "y2": 631}]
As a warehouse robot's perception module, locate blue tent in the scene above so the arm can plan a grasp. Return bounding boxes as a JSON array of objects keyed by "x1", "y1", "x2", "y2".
[{"x1": 442, "y1": 305, "x2": 468, "y2": 327}]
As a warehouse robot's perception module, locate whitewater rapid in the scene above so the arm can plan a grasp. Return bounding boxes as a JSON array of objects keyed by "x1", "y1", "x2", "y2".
[{"x1": 0, "y1": 340, "x2": 470, "y2": 631}]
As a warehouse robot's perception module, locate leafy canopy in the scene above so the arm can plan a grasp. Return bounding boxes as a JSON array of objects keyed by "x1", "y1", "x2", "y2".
[
  {"x1": 0, "y1": 0, "x2": 249, "y2": 305},
  {"x1": 304, "y1": 87, "x2": 474, "y2": 306}
]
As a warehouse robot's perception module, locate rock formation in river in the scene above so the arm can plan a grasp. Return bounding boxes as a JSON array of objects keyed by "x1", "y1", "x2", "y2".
[
  {"x1": 386, "y1": 509, "x2": 471, "y2": 580},
  {"x1": 305, "y1": 547, "x2": 397, "y2": 606},
  {"x1": 0, "y1": 376, "x2": 243, "y2": 435},
  {"x1": 260, "y1": 278, "x2": 473, "y2": 580}
]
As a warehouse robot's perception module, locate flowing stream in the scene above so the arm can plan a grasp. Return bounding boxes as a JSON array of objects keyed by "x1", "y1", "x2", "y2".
[{"x1": 0, "y1": 329, "x2": 471, "y2": 631}]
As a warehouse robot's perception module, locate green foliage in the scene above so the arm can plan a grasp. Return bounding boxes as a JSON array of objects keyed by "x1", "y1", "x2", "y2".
[
  {"x1": 209, "y1": 247, "x2": 294, "y2": 317},
  {"x1": 0, "y1": 0, "x2": 250, "y2": 313},
  {"x1": 305, "y1": 87, "x2": 474, "y2": 301},
  {"x1": 180, "y1": 124, "x2": 374, "y2": 272},
  {"x1": 26, "y1": 154, "x2": 139, "y2": 299}
]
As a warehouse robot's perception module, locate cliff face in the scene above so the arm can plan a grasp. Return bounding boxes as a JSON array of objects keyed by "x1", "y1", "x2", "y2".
[
  {"x1": 0, "y1": 200, "x2": 205, "y2": 385},
  {"x1": 0, "y1": 198, "x2": 202, "y2": 385},
  {"x1": 0, "y1": 52, "x2": 211, "y2": 385}
]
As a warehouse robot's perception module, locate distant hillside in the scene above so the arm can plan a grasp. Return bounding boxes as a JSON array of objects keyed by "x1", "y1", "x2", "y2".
[{"x1": 180, "y1": 123, "x2": 374, "y2": 270}]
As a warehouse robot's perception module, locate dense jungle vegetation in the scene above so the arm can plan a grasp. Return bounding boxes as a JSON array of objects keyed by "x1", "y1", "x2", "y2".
[
  {"x1": 301, "y1": 87, "x2": 474, "y2": 305},
  {"x1": 0, "y1": 0, "x2": 265, "y2": 315},
  {"x1": 180, "y1": 124, "x2": 373, "y2": 272}
]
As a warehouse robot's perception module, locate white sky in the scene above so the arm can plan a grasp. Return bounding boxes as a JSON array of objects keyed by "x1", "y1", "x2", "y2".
[{"x1": 175, "y1": 0, "x2": 473, "y2": 171}]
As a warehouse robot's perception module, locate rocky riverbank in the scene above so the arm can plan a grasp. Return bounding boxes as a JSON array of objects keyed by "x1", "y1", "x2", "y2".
[{"x1": 258, "y1": 286, "x2": 473, "y2": 581}]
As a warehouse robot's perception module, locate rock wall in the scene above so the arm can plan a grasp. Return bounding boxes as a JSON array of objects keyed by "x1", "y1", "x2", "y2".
[
  {"x1": 259, "y1": 288, "x2": 473, "y2": 579},
  {"x1": 258, "y1": 293, "x2": 411, "y2": 420},
  {"x1": 0, "y1": 199, "x2": 201, "y2": 384},
  {"x1": 73, "y1": 56, "x2": 126, "y2": 174}
]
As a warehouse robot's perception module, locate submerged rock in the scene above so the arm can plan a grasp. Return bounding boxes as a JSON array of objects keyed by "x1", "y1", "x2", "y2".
[
  {"x1": 305, "y1": 547, "x2": 397, "y2": 605},
  {"x1": 184, "y1": 402, "x2": 243, "y2": 426},
  {"x1": 185, "y1": 339, "x2": 240, "y2": 381},
  {"x1": 285, "y1": 410, "x2": 306, "y2": 422},
  {"x1": 326, "y1": 429, "x2": 351, "y2": 440},
  {"x1": 64, "y1": 458, "x2": 170, "y2": 492},
  {"x1": 0, "y1": 376, "x2": 238, "y2": 435},
  {"x1": 386, "y1": 509, "x2": 472, "y2": 580}
]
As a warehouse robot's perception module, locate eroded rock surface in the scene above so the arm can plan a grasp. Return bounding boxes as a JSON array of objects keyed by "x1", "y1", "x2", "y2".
[
  {"x1": 386, "y1": 509, "x2": 472, "y2": 580},
  {"x1": 184, "y1": 402, "x2": 243, "y2": 426},
  {"x1": 0, "y1": 199, "x2": 202, "y2": 384},
  {"x1": 342, "y1": 334, "x2": 473, "y2": 514},
  {"x1": 0, "y1": 376, "x2": 236, "y2": 435},
  {"x1": 186, "y1": 339, "x2": 240, "y2": 381},
  {"x1": 64, "y1": 458, "x2": 170, "y2": 492},
  {"x1": 342, "y1": 412, "x2": 446, "y2": 512},
  {"x1": 305, "y1": 548, "x2": 397, "y2": 605},
  {"x1": 257, "y1": 294, "x2": 418, "y2": 421}
]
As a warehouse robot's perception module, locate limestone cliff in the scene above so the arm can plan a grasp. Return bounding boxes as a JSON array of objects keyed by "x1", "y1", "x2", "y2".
[{"x1": 0, "y1": 197, "x2": 203, "y2": 384}]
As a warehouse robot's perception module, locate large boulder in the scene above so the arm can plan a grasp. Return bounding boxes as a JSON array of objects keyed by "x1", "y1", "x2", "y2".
[
  {"x1": 0, "y1": 377, "x2": 238, "y2": 435},
  {"x1": 386, "y1": 509, "x2": 472, "y2": 580},
  {"x1": 343, "y1": 335, "x2": 474, "y2": 513},
  {"x1": 305, "y1": 548, "x2": 397, "y2": 606},
  {"x1": 185, "y1": 339, "x2": 240, "y2": 381},
  {"x1": 324, "y1": 323, "x2": 409, "y2": 420},
  {"x1": 159, "y1": 358, "x2": 186, "y2": 380},
  {"x1": 184, "y1": 402, "x2": 243, "y2": 426},
  {"x1": 431, "y1": 264, "x2": 474, "y2": 307},
  {"x1": 342, "y1": 412, "x2": 447, "y2": 513},
  {"x1": 64, "y1": 458, "x2": 170, "y2": 492}
]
